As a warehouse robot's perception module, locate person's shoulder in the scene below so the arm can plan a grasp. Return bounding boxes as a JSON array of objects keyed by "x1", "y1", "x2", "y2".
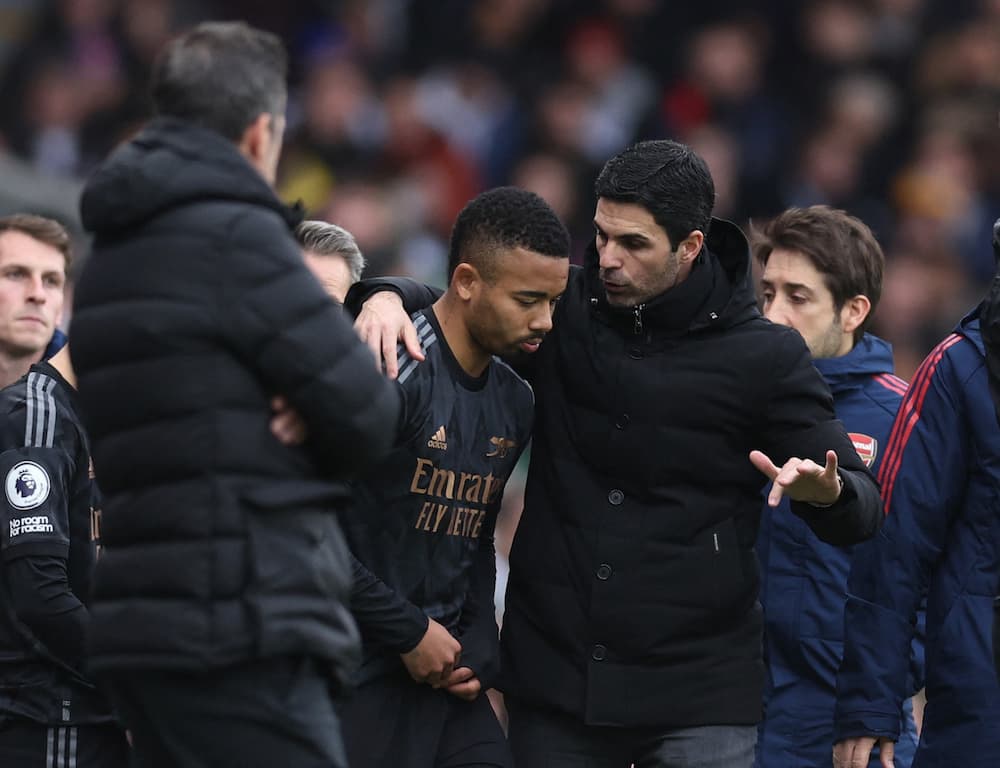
[
  {"x1": 490, "y1": 357, "x2": 534, "y2": 406},
  {"x1": 17, "y1": 368, "x2": 82, "y2": 451},
  {"x1": 219, "y1": 203, "x2": 299, "y2": 261},
  {"x1": 396, "y1": 311, "x2": 440, "y2": 388},
  {"x1": 913, "y1": 332, "x2": 981, "y2": 391},
  {"x1": 0, "y1": 379, "x2": 29, "y2": 448}
]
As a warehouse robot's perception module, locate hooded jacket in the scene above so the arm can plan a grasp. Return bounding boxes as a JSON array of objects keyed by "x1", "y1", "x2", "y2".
[
  {"x1": 70, "y1": 117, "x2": 401, "y2": 680},
  {"x1": 756, "y1": 335, "x2": 920, "y2": 767},
  {"x1": 835, "y1": 311, "x2": 1000, "y2": 767},
  {"x1": 495, "y1": 219, "x2": 881, "y2": 728}
]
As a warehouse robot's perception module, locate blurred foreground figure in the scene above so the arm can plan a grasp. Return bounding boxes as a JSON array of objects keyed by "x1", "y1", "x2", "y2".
[{"x1": 69, "y1": 21, "x2": 401, "y2": 768}]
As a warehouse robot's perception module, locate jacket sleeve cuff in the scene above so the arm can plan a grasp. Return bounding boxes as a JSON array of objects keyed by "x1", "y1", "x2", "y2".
[
  {"x1": 791, "y1": 468, "x2": 880, "y2": 546},
  {"x1": 833, "y1": 712, "x2": 903, "y2": 743},
  {"x1": 392, "y1": 611, "x2": 430, "y2": 655}
]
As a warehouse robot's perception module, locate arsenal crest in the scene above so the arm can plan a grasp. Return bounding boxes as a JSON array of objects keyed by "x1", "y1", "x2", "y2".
[{"x1": 848, "y1": 432, "x2": 878, "y2": 468}]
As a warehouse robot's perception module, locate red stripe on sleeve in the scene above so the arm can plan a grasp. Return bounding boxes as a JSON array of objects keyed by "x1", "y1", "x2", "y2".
[
  {"x1": 877, "y1": 334, "x2": 963, "y2": 514},
  {"x1": 873, "y1": 374, "x2": 908, "y2": 396}
]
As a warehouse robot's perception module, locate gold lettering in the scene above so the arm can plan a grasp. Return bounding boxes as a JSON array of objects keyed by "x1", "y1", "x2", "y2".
[
  {"x1": 428, "y1": 467, "x2": 456, "y2": 499},
  {"x1": 457, "y1": 472, "x2": 474, "y2": 500},
  {"x1": 410, "y1": 458, "x2": 434, "y2": 494},
  {"x1": 470, "y1": 510, "x2": 485, "y2": 539},
  {"x1": 463, "y1": 475, "x2": 482, "y2": 503},
  {"x1": 486, "y1": 472, "x2": 507, "y2": 504},
  {"x1": 432, "y1": 504, "x2": 449, "y2": 532},
  {"x1": 462, "y1": 507, "x2": 478, "y2": 537},
  {"x1": 415, "y1": 501, "x2": 436, "y2": 530}
]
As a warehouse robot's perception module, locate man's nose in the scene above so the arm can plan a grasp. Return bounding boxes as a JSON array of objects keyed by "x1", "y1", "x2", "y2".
[
  {"x1": 598, "y1": 241, "x2": 623, "y2": 270},
  {"x1": 26, "y1": 275, "x2": 47, "y2": 302},
  {"x1": 762, "y1": 300, "x2": 789, "y2": 327},
  {"x1": 529, "y1": 305, "x2": 554, "y2": 334}
]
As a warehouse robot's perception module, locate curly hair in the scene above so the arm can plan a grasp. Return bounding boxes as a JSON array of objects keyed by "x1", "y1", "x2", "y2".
[{"x1": 447, "y1": 187, "x2": 570, "y2": 281}]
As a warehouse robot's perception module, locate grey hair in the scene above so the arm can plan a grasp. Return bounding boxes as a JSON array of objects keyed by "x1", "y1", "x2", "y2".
[{"x1": 294, "y1": 220, "x2": 366, "y2": 283}]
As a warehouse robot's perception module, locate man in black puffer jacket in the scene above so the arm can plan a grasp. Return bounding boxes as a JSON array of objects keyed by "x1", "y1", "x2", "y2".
[{"x1": 69, "y1": 22, "x2": 401, "y2": 768}]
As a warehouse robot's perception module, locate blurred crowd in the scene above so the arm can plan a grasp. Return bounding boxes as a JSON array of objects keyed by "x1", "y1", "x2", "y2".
[{"x1": 1, "y1": 0, "x2": 999, "y2": 377}]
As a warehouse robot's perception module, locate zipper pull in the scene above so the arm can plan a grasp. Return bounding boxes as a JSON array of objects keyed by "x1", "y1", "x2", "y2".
[
  {"x1": 713, "y1": 532, "x2": 720, "y2": 553},
  {"x1": 633, "y1": 304, "x2": 644, "y2": 334}
]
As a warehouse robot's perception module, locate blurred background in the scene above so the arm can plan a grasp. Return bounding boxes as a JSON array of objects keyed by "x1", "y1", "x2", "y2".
[{"x1": 1, "y1": 0, "x2": 999, "y2": 379}]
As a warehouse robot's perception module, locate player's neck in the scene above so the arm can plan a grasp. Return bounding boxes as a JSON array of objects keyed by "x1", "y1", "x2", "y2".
[
  {"x1": 0, "y1": 348, "x2": 38, "y2": 389},
  {"x1": 431, "y1": 296, "x2": 490, "y2": 378},
  {"x1": 46, "y1": 346, "x2": 76, "y2": 389}
]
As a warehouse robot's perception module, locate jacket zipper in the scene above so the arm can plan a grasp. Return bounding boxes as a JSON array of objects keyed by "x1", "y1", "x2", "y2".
[
  {"x1": 712, "y1": 532, "x2": 720, "y2": 553},
  {"x1": 633, "y1": 304, "x2": 644, "y2": 335}
]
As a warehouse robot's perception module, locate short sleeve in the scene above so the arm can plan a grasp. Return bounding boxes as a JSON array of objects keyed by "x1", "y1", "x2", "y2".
[{"x1": 0, "y1": 446, "x2": 74, "y2": 560}]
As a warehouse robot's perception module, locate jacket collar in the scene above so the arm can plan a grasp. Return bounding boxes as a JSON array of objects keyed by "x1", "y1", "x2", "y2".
[{"x1": 814, "y1": 334, "x2": 895, "y2": 392}]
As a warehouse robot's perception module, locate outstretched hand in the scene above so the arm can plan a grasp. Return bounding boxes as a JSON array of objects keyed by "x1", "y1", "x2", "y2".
[
  {"x1": 354, "y1": 291, "x2": 425, "y2": 378},
  {"x1": 750, "y1": 449, "x2": 842, "y2": 507}
]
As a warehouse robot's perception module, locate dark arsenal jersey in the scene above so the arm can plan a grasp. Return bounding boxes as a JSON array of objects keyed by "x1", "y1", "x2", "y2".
[
  {"x1": 0, "y1": 362, "x2": 113, "y2": 724},
  {"x1": 344, "y1": 308, "x2": 534, "y2": 684}
]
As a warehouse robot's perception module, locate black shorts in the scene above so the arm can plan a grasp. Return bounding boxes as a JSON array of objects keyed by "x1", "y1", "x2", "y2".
[
  {"x1": 339, "y1": 672, "x2": 511, "y2": 768},
  {"x1": 0, "y1": 717, "x2": 128, "y2": 768}
]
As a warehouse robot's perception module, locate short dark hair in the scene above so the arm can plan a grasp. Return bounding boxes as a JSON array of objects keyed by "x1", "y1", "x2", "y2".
[
  {"x1": 295, "y1": 220, "x2": 366, "y2": 283},
  {"x1": 447, "y1": 187, "x2": 570, "y2": 281},
  {"x1": 151, "y1": 21, "x2": 288, "y2": 142},
  {"x1": 751, "y1": 205, "x2": 884, "y2": 342},
  {"x1": 594, "y1": 140, "x2": 715, "y2": 247},
  {"x1": 0, "y1": 214, "x2": 71, "y2": 270}
]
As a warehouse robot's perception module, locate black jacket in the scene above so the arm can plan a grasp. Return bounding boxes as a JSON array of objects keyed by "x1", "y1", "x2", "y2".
[
  {"x1": 70, "y1": 117, "x2": 401, "y2": 682},
  {"x1": 354, "y1": 218, "x2": 881, "y2": 727}
]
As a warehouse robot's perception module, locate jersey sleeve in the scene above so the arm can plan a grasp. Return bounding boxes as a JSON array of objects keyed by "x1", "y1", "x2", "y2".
[{"x1": 0, "y1": 445, "x2": 76, "y2": 561}]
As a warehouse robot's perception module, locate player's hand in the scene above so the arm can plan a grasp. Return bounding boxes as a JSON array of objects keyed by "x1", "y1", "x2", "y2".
[
  {"x1": 833, "y1": 736, "x2": 894, "y2": 768},
  {"x1": 400, "y1": 618, "x2": 461, "y2": 688},
  {"x1": 354, "y1": 291, "x2": 424, "y2": 379},
  {"x1": 443, "y1": 666, "x2": 482, "y2": 701},
  {"x1": 750, "y1": 449, "x2": 842, "y2": 507},
  {"x1": 269, "y1": 396, "x2": 306, "y2": 445}
]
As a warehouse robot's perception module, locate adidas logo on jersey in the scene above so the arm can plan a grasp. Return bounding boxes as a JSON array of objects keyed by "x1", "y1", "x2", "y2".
[{"x1": 427, "y1": 426, "x2": 448, "y2": 450}]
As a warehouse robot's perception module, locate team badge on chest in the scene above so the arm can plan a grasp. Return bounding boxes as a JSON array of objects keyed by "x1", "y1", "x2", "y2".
[{"x1": 848, "y1": 433, "x2": 878, "y2": 468}]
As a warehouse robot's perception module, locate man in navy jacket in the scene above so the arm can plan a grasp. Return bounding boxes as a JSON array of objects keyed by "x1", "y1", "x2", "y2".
[
  {"x1": 752, "y1": 207, "x2": 921, "y2": 768},
  {"x1": 834, "y1": 301, "x2": 1000, "y2": 765}
]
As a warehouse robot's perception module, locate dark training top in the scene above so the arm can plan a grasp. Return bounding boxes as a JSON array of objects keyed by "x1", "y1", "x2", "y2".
[
  {"x1": 344, "y1": 308, "x2": 534, "y2": 687},
  {"x1": 0, "y1": 362, "x2": 114, "y2": 725}
]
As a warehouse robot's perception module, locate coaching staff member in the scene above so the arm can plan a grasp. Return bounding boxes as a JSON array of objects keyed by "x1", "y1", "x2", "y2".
[{"x1": 68, "y1": 21, "x2": 401, "y2": 768}]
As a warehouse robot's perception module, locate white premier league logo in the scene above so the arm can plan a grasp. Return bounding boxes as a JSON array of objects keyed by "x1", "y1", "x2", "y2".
[{"x1": 5, "y1": 461, "x2": 51, "y2": 511}]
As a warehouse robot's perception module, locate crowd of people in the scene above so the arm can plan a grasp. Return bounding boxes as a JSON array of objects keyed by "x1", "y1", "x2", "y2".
[
  {"x1": 1, "y1": 0, "x2": 1000, "y2": 376},
  {"x1": 0, "y1": 7, "x2": 997, "y2": 768}
]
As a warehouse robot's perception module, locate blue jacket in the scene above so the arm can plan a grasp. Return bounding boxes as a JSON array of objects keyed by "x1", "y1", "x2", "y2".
[
  {"x1": 756, "y1": 334, "x2": 921, "y2": 768},
  {"x1": 834, "y1": 313, "x2": 1000, "y2": 767}
]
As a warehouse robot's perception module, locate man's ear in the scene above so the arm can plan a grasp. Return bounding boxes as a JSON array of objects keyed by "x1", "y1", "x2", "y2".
[
  {"x1": 238, "y1": 113, "x2": 272, "y2": 170},
  {"x1": 840, "y1": 294, "x2": 872, "y2": 335},
  {"x1": 451, "y1": 262, "x2": 482, "y2": 301},
  {"x1": 677, "y1": 230, "x2": 706, "y2": 266}
]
